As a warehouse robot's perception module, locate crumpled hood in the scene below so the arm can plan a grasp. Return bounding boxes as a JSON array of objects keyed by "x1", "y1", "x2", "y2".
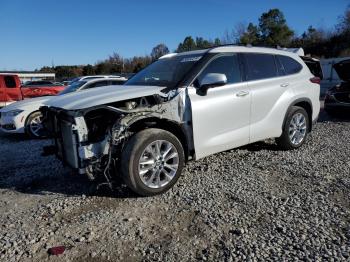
[
  {"x1": 0, "y1": 96, "x2": 53, "y2": 112},
  {"x1": 45, "y1": 85, "x2": 167, "y2": 110}
]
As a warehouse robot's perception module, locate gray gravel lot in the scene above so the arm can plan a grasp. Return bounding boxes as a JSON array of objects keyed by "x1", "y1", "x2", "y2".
[{"x1": 0, "y1": 110, "x2": 349, "y2": 261}]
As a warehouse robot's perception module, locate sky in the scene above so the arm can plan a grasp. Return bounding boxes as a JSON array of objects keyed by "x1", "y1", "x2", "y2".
[{"x1": 1, "y1": 0, "x2": 349, "y2": 71}]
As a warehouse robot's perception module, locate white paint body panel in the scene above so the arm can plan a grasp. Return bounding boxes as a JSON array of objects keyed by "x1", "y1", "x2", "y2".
[{"x1": 188, "y1": 82, "x2": 251, "y2": 159}]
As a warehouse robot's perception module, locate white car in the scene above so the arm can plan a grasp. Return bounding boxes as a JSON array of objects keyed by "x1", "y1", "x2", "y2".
[
  {"x1": 0, "y1": 77, "x2": 127, "y2": 137},
  {"x1": 41, "y1": 46, "x2": 320, "y2": 196}
]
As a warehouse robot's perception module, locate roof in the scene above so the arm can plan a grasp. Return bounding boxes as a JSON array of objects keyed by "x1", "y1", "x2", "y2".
[
  {"x1": 209, "y1": 45, "x2": 301, "y2": 57},
  {"x1": 163, "y1": 45, "x2": 303, "y2": 59}
]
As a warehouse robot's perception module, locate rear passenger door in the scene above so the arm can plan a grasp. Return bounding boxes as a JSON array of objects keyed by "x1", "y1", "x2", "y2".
[{"x1": 243, "y1": 53, "x2": 295, "y2": 142}]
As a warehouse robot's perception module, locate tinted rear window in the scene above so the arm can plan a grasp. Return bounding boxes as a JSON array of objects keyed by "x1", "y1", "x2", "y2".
[
  {"x1": 4, "y1": 76, "x2": 17, "y2": 88},
  {"x1": 278, "y1": 55, "x2": 303, "y2": 75},
  {"x1": 244, "y1": 53, "x2": 278, "y2": 81}
]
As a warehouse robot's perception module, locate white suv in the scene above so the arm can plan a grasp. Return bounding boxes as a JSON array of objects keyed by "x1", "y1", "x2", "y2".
[{"x1": 41, "y1": 46, "x2": 320, "y2": 196}]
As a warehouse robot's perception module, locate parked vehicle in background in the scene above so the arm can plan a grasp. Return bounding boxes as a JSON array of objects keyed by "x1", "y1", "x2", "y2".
[
  {"x1": 320, "y1": 56, "x2": 350, "y2": 98},
  {"x1": 70, "y1": 75, "x2": 126, "y2": 83},
  {"x1": 21, "y1": 80, "x2": 65, "y2": 98},
  {"x1": 324, "y1": 58, "x2": 350, "y2": 115},
  {"x1": 0, "y1": 74, "x2": 65, "y2": 107},
  {"x1": 0, "y1": 74, "x2": 22, "y2": 107},
  {"x1": 41, "y1": 46, "x2": 320, "y2": 196},
  {"x1": 0, "y1": 77, "x2": 128, "y2": 137}
]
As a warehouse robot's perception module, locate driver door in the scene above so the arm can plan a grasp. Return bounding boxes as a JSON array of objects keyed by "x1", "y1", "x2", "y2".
[{"x1": 187, "y1": 53, "x2": 251, "y2": 159}]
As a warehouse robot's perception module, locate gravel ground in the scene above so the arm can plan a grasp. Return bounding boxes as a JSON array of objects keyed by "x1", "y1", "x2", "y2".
[{"x1": 0, "y1": 110, "x2": 349, "y2": 261}]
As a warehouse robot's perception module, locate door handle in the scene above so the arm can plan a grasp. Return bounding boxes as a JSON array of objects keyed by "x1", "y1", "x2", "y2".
[
  {"x1": 236, "y1": 90, "x2": 249, "y2": 97},
  {"x1": 280, "y1": 83, "x2": 290, "y2": 87}
]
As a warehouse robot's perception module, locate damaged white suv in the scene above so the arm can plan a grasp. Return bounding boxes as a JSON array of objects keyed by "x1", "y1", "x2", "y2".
[{"x1": 41, "y1": 46, "x2": 320, "y2": 196}]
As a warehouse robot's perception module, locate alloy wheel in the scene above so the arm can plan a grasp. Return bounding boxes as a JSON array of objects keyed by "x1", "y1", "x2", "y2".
[
  {"x1": 138, "y1": 140, "x2": 179, "y2": 189},
  {"x1": 288, "y1": 112, "x2": 307, "y2": 145},
  {"x1": 29, "y1": 114, "x2": 44, "y2": 137}
]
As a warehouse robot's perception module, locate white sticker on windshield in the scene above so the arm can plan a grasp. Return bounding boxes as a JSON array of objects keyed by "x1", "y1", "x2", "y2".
[{"x1": 180, "y1": 56, "x2": 202, "y2": 63}]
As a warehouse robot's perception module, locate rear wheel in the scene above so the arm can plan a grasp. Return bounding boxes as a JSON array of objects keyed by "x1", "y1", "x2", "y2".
[
  {"x1": 121, "y1": 128, "x2": 185, "y2": 196},
  {"x1": 277, "y1": 106, "x2": 309, "y2": 150},
  {"x1": 25, "y1": 111, "x2": 47, "y2": 138}
]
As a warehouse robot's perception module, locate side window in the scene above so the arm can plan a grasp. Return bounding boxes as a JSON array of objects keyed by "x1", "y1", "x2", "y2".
[
  {"x1": 278, "y1": 55, "x2": 303, "y2": 75},
  {"x1": 197, "y1": 54, "x2": 241, "y2": 85},
  {"x1": 4, "y1": 76, "x2": 17, "y2": 88},
  {"x1": 244, "y1": 53, "x2": 278, "y2": 81},
  {"x1": 86, "y1": 81, "x2": 109, "y2": 89}
]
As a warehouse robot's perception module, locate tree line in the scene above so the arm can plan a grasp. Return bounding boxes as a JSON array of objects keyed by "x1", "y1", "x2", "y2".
[{"x1": 38, "y1": 7, "x2": 350, "y2": 80}]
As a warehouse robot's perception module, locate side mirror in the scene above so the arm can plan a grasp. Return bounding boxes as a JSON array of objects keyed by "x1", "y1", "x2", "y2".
[{"x1": 198, "y1": 73, "x2": 227, "y2": 95}]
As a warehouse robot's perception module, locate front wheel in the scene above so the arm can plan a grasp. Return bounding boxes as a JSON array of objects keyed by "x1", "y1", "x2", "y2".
[
  {"x1": 276, "y1": 106, "x2": 309, "y2": 150},
  {"x1": 121, "y1": 128, "x2": 185, "y2": 196},
  {"x1": 25, "y1": 111, "x2": 47, "y2": 138}
]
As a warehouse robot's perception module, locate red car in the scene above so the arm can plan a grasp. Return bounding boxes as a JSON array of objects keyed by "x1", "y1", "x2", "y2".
[
  {"x1": 21, "y1": 80, "x2": 65, "y2": 98},
  {"x1": 0, "y1": 74, "x2": 65, "y2": 107}
]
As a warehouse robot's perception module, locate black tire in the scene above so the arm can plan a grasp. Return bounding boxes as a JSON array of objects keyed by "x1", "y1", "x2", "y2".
[
  {"x1": 276, "y1": 106, "x2": 309, "y2": 150},
  {"x1": 25, "y1": 111, "x2": 47, "y2": 138},
  {"x1": 121, "y1": 128, "x2": 185, "y2": 196}
]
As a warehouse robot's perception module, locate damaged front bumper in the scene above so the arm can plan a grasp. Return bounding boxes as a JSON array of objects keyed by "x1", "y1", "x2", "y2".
[{"x1": 41, "y1": 107, "x2": 112, "y2": 174}]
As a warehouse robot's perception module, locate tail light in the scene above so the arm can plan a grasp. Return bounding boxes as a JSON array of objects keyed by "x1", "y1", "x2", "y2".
[{"x1": 310, "y1": 77, "x2": 321, "y2": 84}]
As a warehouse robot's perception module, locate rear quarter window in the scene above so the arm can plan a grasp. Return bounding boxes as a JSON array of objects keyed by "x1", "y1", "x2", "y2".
[
  {"x1": 278, "y1": 55, "x2": 303, "y2": 75},
  {"x1": 244, "y1": 53, "x2": 278, "y2": 81}
]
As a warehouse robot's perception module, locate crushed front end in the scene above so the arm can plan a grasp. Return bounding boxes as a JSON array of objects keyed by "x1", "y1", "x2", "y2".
[
  {"x1": 41, "y1": 106, "x2": 118, "y2": 175},
  {"x1": 40, "y1": 91, "x2": 194, "y2": 185}
]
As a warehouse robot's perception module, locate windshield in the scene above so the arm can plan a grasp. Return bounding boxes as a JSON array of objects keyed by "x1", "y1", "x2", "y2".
[
  {"x1": 125, "y1": 54, "x2": 203, "y2": 88},
  {"x1": 58, "y1": 81, "x2": 86, "y2": 95}
]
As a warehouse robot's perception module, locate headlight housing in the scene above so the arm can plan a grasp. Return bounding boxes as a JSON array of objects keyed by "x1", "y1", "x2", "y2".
[{"x1": 3, "y1": 109, "x2": 24, "y2": 117}]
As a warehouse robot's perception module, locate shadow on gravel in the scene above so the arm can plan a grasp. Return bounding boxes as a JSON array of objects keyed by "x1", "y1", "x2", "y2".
[
  {"x1": 15, "y1": 173, "x2": 138, "y2": 198},
  {"x1": 0, "y1": 162, "x2": 138, "y2": 200},
  {"x1": 10, "y1": 174, "x2": 139, "y2": 199},
  {"x1": 242, "y1": 141, "x2": 280, "y2": 152}
]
